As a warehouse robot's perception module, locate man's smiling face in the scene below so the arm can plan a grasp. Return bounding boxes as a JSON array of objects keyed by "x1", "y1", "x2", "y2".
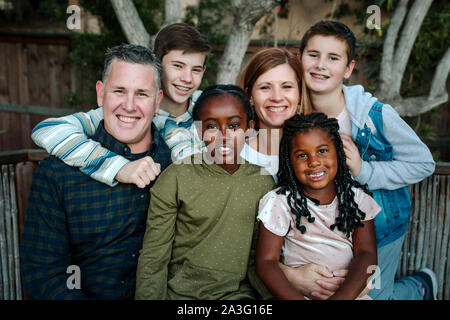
[{"x1": 97, "y1": 59, "x2": 163, "y2": 153}]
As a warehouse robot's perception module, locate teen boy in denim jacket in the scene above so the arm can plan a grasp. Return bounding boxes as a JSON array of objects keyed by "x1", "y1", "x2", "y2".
[{"x1": 289, "y1": 20, "x2": 436, "y2": 300}]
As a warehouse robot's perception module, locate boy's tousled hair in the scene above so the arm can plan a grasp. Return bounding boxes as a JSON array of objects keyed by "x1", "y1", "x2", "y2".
[
  {"x1": 300, "y1": 20, "x2": 357, "y2": 65},
  {"x1": 153, "y1": 23, "x2": 211, "y2": 65},
  {"x1": 102, "y1": 44, "x2": 162, "y2": 91},
  {"x1": 239, "y1": 47, "x2": 311, "y2": 117},
  {"x1": 193, "y1": 84, "x2": 254, "y2": 125},
  {"x1": 277, "y1": 112, "x2": 370, "y2": 237}
]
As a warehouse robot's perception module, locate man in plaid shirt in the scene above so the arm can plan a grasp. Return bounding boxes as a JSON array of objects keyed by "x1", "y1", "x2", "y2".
[
  {"x1": 30, "y1": 23, "x2": 211, "y2": 188},
  {"x1": 20, "y1": 44, "x2": 172, "y2": 299}
]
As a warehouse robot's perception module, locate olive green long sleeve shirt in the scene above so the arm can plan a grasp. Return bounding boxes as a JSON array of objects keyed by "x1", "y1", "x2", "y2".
[{"x1": 135, "y1": 156, "x2": 275, "y2": 300}]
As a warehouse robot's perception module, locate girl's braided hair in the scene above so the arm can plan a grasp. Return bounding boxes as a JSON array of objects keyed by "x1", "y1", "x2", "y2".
[{"x1": 277, "y1": 112, "x2": 371, "y2": 238}]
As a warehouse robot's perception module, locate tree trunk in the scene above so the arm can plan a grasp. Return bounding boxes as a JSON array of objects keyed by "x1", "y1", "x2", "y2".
[
  {"x1": 163, "y1": 0, "x2": 182, "y2": 26},
  {"x1": 430, "y1": 47, "x2": 450, "y2": 100},
  {"x1": 149, "y1": 0, "x2": 182, "y2": 49},
  {"x1": 110, "y1": 0, "x2": 150, "y2": 47},
  {"x1": 376, "y1": 0, "x2": 449, "y2": 117},
  {"x1": 389, "y1": 0, "x2": 433, "y2": 99},
  {"x1": 216, "y1": 23, "x2": 254, "y2": 85},
  {"x1": 216, "y1": 0, "x2": 279, "y2": 84},
  {"x1": 377, "y1": 0, "x2": 409, "y2": 98}
]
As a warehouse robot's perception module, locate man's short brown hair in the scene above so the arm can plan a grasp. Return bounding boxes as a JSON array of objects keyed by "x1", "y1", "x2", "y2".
[{"x1": 153, "y1": 23, "x2": 211, "y2": 65}]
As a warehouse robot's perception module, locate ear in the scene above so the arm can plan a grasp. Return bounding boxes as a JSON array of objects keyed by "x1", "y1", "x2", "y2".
[
  {"x1": 154, "y1": 89, "x2": 163, "y2": 114},
  {"x1": 96, "y1": 81, "x2": 104, "y2": 107},
  {"x1": 344, "y1": 60, "x2": 356, "y2": 79}
]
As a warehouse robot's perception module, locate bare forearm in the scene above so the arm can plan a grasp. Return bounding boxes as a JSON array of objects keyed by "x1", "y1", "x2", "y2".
[
  {"x1": 256, "y1": 260, "x2": 305, "y2": 300},
  {"x1": 278, "y1": 262, "x2": 311, "y2": 296},
  {"x1": 328, "y1": 251, "x2": 376, "y2": 300}
]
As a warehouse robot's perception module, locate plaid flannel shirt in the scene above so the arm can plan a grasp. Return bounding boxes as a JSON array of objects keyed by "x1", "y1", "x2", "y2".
[{"x1": 20, "y1": 122, "x2": 171, "y2": 300}]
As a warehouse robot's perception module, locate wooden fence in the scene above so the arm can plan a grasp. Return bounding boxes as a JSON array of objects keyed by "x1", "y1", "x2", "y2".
[
  {"x1": 0, "y1": 152, "x2": 449, "y2": 300},
  {"x1": 397, "y1": 163, "x2": 450, "y2": 299},
  {"x1": 0, "y1": 150, "x2": 45, "y2": 300},
  {"x1": 0, "y1": 32, "x2": 88, "y2": 152},
  {"x1": 0, "y1": 164, "x2": 22, "y2": 300}
]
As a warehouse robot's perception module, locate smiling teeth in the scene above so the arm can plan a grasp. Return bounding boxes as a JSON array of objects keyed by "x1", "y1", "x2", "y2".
[
  {"x1": 312, "y1": 74, "x2": 328, "y2": 79},
  {"x1": 268, "y1": 107, "x2": 286, "y2": 112},
  {"x1": 174, "y1": 85, "x2": 191, "y2": 91},
  {"x1": 308, "y1": 171, "x2": 325, "y2": 177},
  {"x1": 118, "y1": 116, "x2": 137, "y2": 123},
  {"x1": 220, "y1": 147, "x2": 231, "y2": 152}
]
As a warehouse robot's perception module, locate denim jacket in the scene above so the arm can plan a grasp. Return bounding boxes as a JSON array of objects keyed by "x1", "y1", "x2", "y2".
[{"x1": 343, "y1": 85, "x2": 435, "y2": 247}]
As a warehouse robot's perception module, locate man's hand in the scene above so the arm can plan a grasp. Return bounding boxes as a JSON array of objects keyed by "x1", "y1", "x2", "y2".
[
  {"x1": 279, "y1": 263, "x2": 347, "y2": 300},
  {"x1": 340, "y1": 134, "x2": 362, "y2": 178},
  {"x1": 115, "y1": 156, "x2": 161, "y2": 188}
]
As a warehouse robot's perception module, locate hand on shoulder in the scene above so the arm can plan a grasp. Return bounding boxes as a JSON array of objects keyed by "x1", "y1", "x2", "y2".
[
  {"x1": 115, "y1": 156, "x2": 161, "y2": 188},
  {"x1": 340, "y1": 133, "x2": 362, "y2": 177}
]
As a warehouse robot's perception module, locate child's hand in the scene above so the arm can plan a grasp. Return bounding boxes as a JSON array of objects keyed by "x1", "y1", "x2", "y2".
[
  {"x1": 340, "y1": 134, "x2": 362, "y2": 177},
  {"x1": 115, "y1": 156, "x2": 161, "y2": 188}
]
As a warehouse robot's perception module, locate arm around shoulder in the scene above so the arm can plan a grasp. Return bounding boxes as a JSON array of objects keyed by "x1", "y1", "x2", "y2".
[
  {"x1": 355, "y1": 103, "x2": 435, "y2": 190},
  {"x1": 31, "y1": 107, "x2": 130, "y2": 187}
]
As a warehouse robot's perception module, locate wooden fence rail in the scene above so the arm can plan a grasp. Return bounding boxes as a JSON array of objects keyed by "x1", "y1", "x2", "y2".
[
  {"x1": 0, "y1": 32, "x2": 91, "y2": 152},
  {"x1": 0, "y1": 150, "x2": 449, "y2": 299},
  {"x1": 397, "y1": 164, "x2": 450, "y2": 299},
  {"x1": 0, "y1": 164, "x2": 22, "y2": 300}
]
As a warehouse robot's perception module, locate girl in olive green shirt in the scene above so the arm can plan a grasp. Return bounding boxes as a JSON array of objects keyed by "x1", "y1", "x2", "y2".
[{"x1": 135, "y1": 85, "x2": 274, "y2": 300}]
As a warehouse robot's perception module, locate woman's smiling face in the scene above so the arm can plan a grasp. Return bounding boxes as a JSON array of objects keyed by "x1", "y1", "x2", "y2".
[{"x1": 250, "y1": 63, "x2": 300, "y2": 129}]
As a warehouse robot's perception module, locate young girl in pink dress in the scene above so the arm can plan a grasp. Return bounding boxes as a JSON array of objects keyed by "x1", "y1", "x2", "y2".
[{"x1": 255, "y1": 112, "x2": 380, "y2": 300}]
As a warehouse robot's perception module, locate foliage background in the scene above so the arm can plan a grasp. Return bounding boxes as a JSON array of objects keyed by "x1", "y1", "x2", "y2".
[
  {"x1": 326, "y1": 0, "x2": 449, "y2": 159},
  {"x1": 0, "y1": 0, "x2": 448, "y2": 159}
]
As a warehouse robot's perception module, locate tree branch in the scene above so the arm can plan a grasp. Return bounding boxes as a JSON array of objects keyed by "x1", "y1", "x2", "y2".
[
  {"x1": 216, "y1": 0, "x2": 279, "y2": 84},
  {"x1": 388, "y1": 0, "x2": 434, "y2": 99},
  {"x1": 377, "y1": 0, "x2": 409, "y2": 98},
  {"x1": 391, "y1": 93, "x2": 448, "y2": 117},
  {"x1": 110, "y1": 0, "x2": 150, "y2": 47},
  {"x1": 384, "y1": 47, "x2": 449, "y2": 117},
  {"x1": 163, "y1": 0, "x2": 182, "y2": 27},
  {"x1": 376, "y1": 0, "x2": 448, "y2": 116},
  {"x1": 430, "y1": 46, "x2": 450, "y2": 99}
]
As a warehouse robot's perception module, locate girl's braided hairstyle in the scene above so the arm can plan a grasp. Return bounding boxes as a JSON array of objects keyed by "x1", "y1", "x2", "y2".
[{"x1": 277, "y1": 112, "x2": 371, "y2": 238}]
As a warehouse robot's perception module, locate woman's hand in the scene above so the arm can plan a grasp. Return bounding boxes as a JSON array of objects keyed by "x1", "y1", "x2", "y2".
[
  {"x1": 279, "y1": 263, "x2": 347, "y2": 300},
  {"x1": 340, "y1": 134, "x2": 362, "y2": 177}
]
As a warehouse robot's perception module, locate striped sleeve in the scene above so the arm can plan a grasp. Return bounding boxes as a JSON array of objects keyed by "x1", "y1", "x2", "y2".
[{"x1": 31, "y1": 107, "x2": 128, "y2": 187}]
